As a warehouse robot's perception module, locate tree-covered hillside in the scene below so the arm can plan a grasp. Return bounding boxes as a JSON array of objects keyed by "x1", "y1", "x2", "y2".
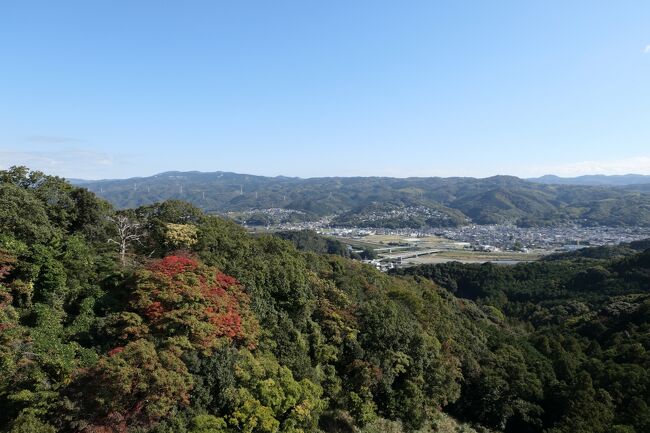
[
  {"x1": 272, "y1": 230, "x2": 376, "y2": 260},
  {"x1": 2, "y1": 166, "x2": 650, "y2": 433},
  {"x1": 393, "y1": 251, "x2": 650, "y2": 433},
  {"x1": 75, "y1": 171, "x2": 650, "y2": 227},
  {"x1": 528, "y1": 174, "x2": 650, "y2": 187}
]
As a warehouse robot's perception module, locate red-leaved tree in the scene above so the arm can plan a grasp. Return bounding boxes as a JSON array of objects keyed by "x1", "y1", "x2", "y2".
[
  {"x1": 132, "y1": 255, "x2": 258, "y2": 354},
  {"x1": 69, "y1": 256, "x2": 259, "y2": 432}
]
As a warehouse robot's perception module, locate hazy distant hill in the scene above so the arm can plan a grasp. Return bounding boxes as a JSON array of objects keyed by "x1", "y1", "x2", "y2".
[
  {"x1": 529, "y1": 173, "x2": 650, "y2": 186},
  {"x1": 71, "y1": 171, "x2": 650, "y2": 227},
  {"x1": 623, "y1": 183, "x2": 650, "y2": 192}
]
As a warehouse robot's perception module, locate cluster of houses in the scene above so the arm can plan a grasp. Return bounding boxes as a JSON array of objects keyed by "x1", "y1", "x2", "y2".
[
  {"x1": 334, "y1": 205, "x2": 464, "y2": 226},
  {"x1": 435, "y1": 224, "x2": 650, "y2": 251}
]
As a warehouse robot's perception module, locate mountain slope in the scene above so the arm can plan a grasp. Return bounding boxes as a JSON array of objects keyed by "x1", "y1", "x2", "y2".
[
  {"x1": 3, "y1": 167, "x2": 650, "y2": 433},
  {"x1": 71, "y1": 171, "x2": 650, "y2": 227},
  {"x1": 529, "y1": 173, "x2": 650, "y2": 186}
]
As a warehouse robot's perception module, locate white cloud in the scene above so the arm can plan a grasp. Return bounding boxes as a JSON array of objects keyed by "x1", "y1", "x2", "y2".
[
  {"x1": 0, "y1": 149, "x2": 121, "y2": 179},
  {"x1": 530, "y1": 156, "x2": 650, "y2": 177},
  {"x1": 645, "y1": 45, "x2": 650, "y2": 54}
]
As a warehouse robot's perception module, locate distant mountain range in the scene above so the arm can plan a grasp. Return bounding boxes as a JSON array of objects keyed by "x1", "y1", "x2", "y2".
[
  {"x1": 528, "y1": 174, "x2": 650, "y2": 186},
  {"x1": 71, "y1": 171, "x2": 650, "y2": 227}
]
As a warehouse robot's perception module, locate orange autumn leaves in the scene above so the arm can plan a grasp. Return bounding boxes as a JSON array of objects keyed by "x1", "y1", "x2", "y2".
[{"x1": 132, "y1": 255, "x2": 258, "y2": 353}]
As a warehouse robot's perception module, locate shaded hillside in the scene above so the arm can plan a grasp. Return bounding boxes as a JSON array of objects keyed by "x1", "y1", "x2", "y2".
[
  {"x1": 72, "y1": 171, "x2": 650, "y2": 227},
  {"x1": 392, "y1": 247, "x2": 650, "y2": 433}
]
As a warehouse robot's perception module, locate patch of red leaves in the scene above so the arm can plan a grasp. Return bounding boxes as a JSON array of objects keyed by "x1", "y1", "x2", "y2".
[
  {"x1": 148, "y1": 255, "x2": 198, "y2": 278},
  {"x1": 202, "y1": 274, "x2": 246, "y2": 340},
  {"x1": 209, "y1": 310, "x2": 243, "y2": 338},
  {"x1": 107, "y1": 346, "x2": 125, "y2": 357},
  {"x1": 144, "y1": 301, "x2": 164, "y2": 320},
  {"x1": 140, "y1": 255, "x2": 256, "y2": 349},
  {"x1": 216, "y1": 272, "x2": 239, "y2": 288}
]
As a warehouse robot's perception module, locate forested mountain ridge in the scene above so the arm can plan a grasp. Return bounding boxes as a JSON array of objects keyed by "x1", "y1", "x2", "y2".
[
  {"x1": 528, "y1": 174, "x2": 650, "y2": 187},
  {"x1": 2, "y1": 166, "x2": 650, "y2": 433},
  {"x1": 73, "y1": 171, "x2": 650, "y2": 227}
]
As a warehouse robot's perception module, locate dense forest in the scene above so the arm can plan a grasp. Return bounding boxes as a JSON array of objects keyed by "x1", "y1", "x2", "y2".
[
  {"x1": 2, "y1": 167, "x2": 650, "y2": 433},
  {"x1": 393, "y1": 251, "x2": 650, "y2": 433},
  {"x1": 273, "y1": 231, "x2": 376, "y2": 261},
  {"x1": 75, "y1": 171, "x2": 650, "y2": 227}
]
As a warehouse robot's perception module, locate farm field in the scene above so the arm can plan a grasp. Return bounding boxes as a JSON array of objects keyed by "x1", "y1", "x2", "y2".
[{"x1": 324, "y1": 233, "x2": 542, "y2": 265}]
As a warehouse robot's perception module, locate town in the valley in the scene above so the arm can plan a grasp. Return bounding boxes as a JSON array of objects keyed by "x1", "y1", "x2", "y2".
[{"x1": 232, "y1": 208, "x2": 650, "y2": 271}]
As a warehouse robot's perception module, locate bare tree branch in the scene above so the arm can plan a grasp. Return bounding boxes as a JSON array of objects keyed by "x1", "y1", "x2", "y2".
[{"x1": 107, "y1": 214, "x2": 143, "y2": 266}]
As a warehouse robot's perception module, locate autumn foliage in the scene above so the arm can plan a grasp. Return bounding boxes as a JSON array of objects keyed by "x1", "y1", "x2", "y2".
[
  {"x1": 77, "y1": 340, "x2": 193, "y2": 433},
  {"x1": 147, "y1": 255, "x2": 198, "y2": 278},
  {"x1": 74, "y1": 256, "x2": 259, "y2": 432},
  {"x1": 132, "y1": 255, "x2": 258, "y2": 353}
]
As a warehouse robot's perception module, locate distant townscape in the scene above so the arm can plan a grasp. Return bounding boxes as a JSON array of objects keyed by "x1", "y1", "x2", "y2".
[{"x1": 72, "y1": 170, "x2": 650, "y2": 271}]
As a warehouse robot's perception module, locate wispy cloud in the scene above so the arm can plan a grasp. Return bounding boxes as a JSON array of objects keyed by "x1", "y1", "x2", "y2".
[
  {"x1": 530, "y1": 156, "x2": 650, "y2": 177},
  {"x1": 24, "y1": 135, "x2": 83, "y2": 144},
  {"x1": 645, "y1": 45, "x2": 650, "y2": 54},
  {"x1": 0, "y1": 149, "x2": 124, "y2": 179}
]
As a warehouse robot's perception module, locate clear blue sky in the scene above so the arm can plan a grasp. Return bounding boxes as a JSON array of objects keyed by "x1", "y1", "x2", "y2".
[{"x1": 1, "y1": 1, "x2": 649, "y2": 179}]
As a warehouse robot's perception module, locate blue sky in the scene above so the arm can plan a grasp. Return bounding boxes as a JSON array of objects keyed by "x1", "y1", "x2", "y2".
[{"x1": 1, "y1": 1, "x2": 649, "y2": 179}]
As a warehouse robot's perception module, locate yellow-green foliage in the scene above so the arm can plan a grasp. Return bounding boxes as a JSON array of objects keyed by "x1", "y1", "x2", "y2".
[
  {"x1": 165, "y1": 223, "x2": 198, "y2": 249},
  {"x1": 359, "y1": 413, "x2": 488, "y2": 433},
  {"x1": 189, "y1": 414, "x2": 229, "y2": 433},
  {"x1": 217, "y1": 350, "x2": 325, "y2": 433}
]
